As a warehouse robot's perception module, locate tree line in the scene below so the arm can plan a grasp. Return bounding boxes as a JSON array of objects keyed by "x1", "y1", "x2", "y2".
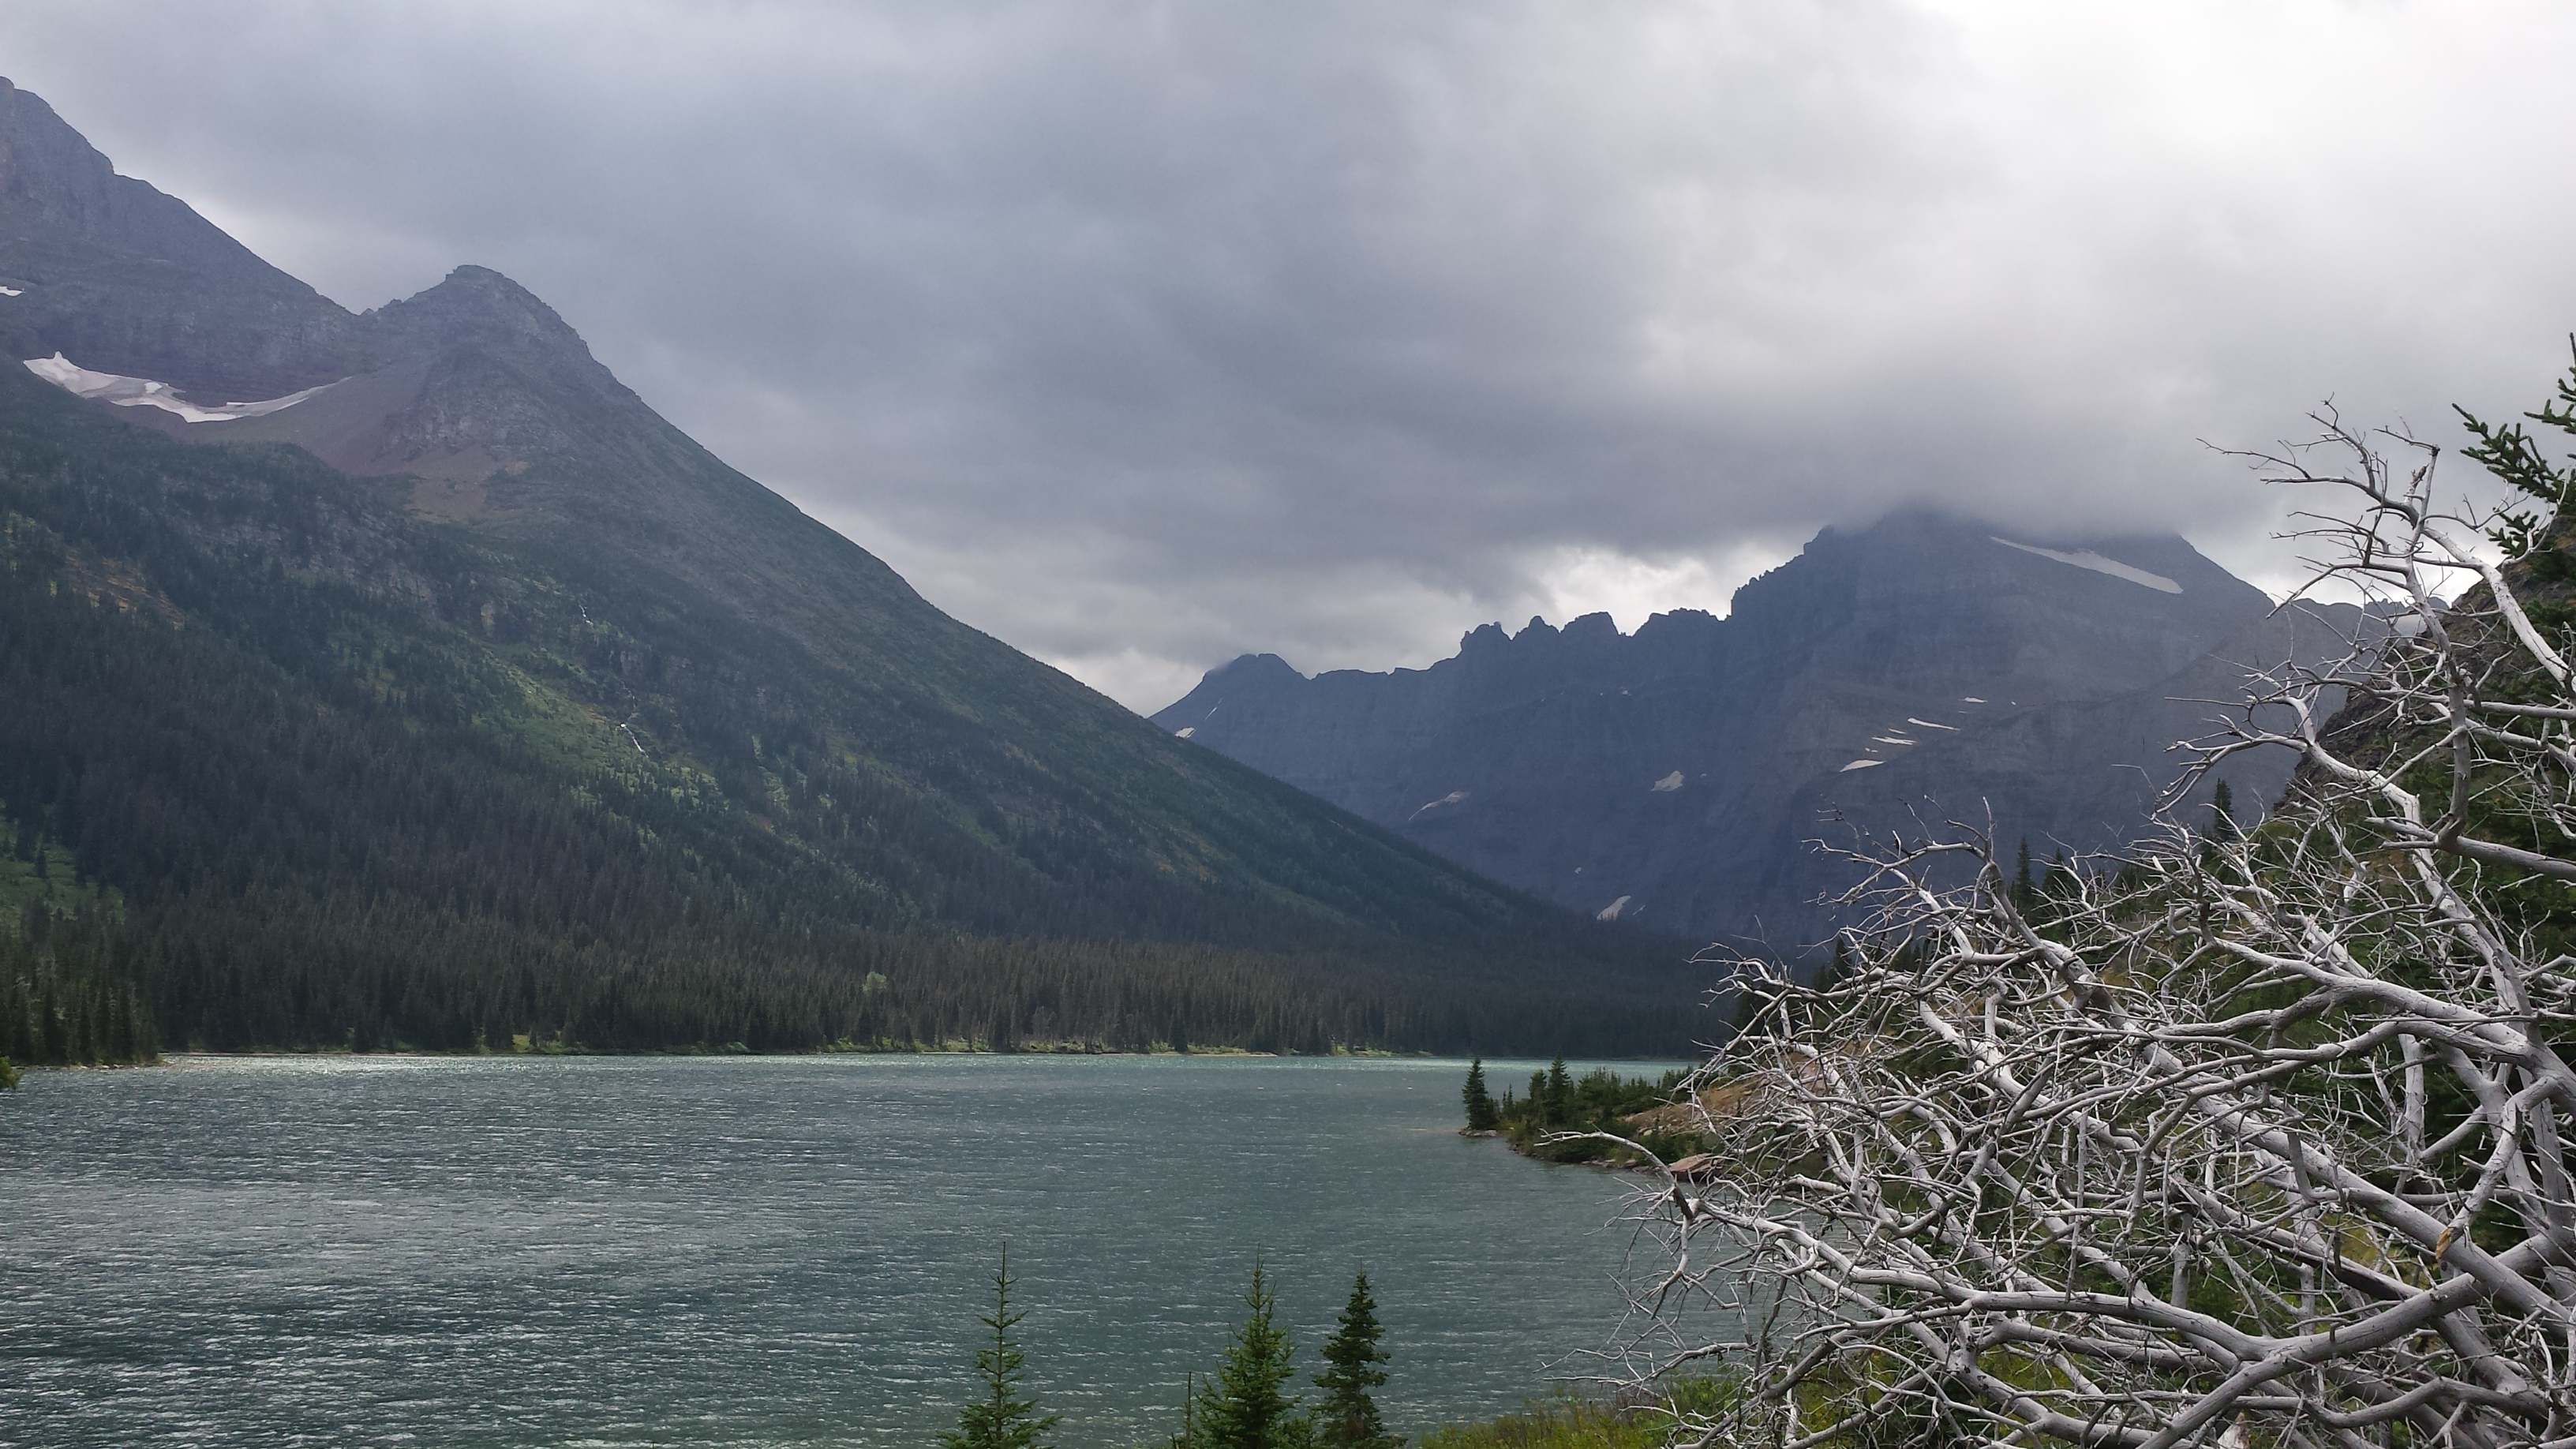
[
  {"x1": 1457, "y1": 1057, "x2": 1706, "y2": 1167},
  {"x1": 945, "y1": 1252, "x2": 1398, "y2": 1449},
  {"x1": 0, "y1": 904, "x2": 156, "y2": 1073}
]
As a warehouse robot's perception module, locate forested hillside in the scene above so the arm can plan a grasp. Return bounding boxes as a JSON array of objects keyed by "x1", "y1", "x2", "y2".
[{"x1": 0, "y1": 365, "x2": 1699, "y2": 1064}]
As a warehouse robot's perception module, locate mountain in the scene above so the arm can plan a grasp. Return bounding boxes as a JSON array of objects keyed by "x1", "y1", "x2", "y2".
[
  {"x1": 0, "y1": 79, "x2": 1699, "y2": 1061},
  {"x1": 0, "y1": 79, "x2": 367, "y2": 399},
  {"x1": 1154, "y1": 512, "x2": 2358, "y2": 953}
]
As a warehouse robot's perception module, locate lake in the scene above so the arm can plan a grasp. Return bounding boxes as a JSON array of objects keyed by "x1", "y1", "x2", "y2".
[{"x1": 0, "y1": 1054, "x2": 1690, "y2": 1447}]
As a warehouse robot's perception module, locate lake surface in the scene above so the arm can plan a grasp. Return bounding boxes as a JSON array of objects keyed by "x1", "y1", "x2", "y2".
[{"x1": 0, "y1": 1054, "x2": 1687, "y2": 1447}]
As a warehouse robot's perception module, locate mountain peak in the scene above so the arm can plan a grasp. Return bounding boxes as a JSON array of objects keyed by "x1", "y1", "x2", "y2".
[
  {"x1": 0, "y1": 78, "x2": 361, "y2": 397},
  {"x1": 1157, "y1": 506, "x2": 2327, "y2": 949},
  {"x1": 0, "y1": 74, "x2": 146, "y2": 243},
  {"x1": 1214, "y1": 651, "x2": 1305, "y2": 683},
  {"x1": 373, "y1": 264, "x2": 595, "y2": 359}
]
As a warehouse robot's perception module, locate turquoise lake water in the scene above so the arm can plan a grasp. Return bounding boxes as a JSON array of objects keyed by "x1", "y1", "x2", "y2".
[{"x1": 0, "y1": 1054, "x2": 1692, "y2": 1447}]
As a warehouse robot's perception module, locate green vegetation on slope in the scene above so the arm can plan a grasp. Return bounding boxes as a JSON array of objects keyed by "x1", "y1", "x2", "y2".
[
  {"x1": 1415, "y1": 1387, "x2": 1740, "y2": 1449},
  {"x1": 0, "y1": 367, "x2": 1696, "y2": 1060}
]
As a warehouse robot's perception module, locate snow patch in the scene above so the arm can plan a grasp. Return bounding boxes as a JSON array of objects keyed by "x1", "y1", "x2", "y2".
[
  {"x1": 0, "y1": 286, "x2": 21, "y2": 298},
  {"x1": 1651, "y1": 770, "x2": 1685, "y2": 792},
  {"x1": 1597, "y1": 895, "x2": 1633, "y2": 921},
  {"x1": 1993, "y1": 537, "x2": 2183, "y2": 593},
  {"x1": 24, "y1": 353, "x2": 333, "y2": 423},
  {"x1": 1840, "y1": 758, "x2": 1885, "y2": 772},
  {"x1": 1411, "y1": 790, "x2": 1470, "y2": 819},
  {"x1": 1963, "y1": 696, "x2": 1986, "y2": 704},
  {"x1": 1906, "y1": 717, "x2": 1960, "y2": 732},
  {"x1": 1174, "y1": 726, "x2": 1196, "y2": 739},
  {"x1": 1871, "y1": 736, "x2": 1915, "y2": 747}
]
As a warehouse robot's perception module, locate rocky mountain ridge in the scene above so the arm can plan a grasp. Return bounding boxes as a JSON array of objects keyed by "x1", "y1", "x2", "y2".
[{"x1": 1156, "y1": 511, "x2": 2357, "y2": 952}]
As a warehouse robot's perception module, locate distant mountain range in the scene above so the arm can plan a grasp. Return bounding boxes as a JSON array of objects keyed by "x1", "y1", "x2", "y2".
[
  {"x1": 0, "y1": 77, "x2": 1696, "y2": 1059},
  {"x1": 1155, "y1": 511, "x2": 2357, "y2": 953}
]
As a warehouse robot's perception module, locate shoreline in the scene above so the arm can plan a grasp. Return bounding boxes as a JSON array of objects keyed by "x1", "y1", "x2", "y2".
[{"x1": 57, "y1": 1046, "x2": 1681, "y2": 1067}]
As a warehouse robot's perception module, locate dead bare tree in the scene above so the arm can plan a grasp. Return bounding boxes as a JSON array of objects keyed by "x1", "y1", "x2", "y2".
[{"x1": 1608, "y1": 373, "x2": 2576, "y2": 1447}]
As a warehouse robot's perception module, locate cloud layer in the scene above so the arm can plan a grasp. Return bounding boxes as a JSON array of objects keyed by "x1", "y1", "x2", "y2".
[{"x1": 6, "y1": 2, "x2": 2572, "y2": 707}]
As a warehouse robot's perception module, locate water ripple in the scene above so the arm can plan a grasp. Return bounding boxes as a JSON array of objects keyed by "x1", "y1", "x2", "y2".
[{"x1": 0, "y1": 1054, "x2": 1674, "y2": 1447}]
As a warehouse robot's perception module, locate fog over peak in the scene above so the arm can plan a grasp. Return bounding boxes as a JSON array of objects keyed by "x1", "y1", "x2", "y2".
[{"x1": 5, "y1": 2, "x2": 2569, "y2": 709}]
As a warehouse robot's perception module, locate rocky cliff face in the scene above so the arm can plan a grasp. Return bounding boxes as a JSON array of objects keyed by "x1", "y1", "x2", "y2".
[
  {"x1": 0, "y1": 103, "x2": 918, "y2": 650},
  {"x1": 0, "y1": 77, "x2": 369, "y2": 397},
  {"x1": 1155, "y1": 513, "x2": 2357, "y2": 952},
  {"x1": 0, "y1": 77, "x2": 695, "y2": 507}
]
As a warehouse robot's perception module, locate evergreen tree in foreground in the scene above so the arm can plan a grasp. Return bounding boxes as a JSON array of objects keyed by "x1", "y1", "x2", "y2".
[
  {"x1": 940, "y1": 1245, "x2": 1058, "y2": 1449},
  {"x1": 1541, "y1": 1055, "x2": 1574, "y2": 1128},
  {"x1": 1312, "y1": 1272, "x2": 1398, "y2": 1449},
  {"x1": 1460, "y1": 1058, "x2": 1498, "y2": 1133},
  {"x1": 1200, "y1": 1260, "x2": 1305, "y2": 1449}
]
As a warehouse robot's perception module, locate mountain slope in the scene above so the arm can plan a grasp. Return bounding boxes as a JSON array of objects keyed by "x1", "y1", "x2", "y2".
[
  {"x1": 0, "y1": 78, "x2": 367, "y2": 398},
  {"x1": 1155, "y1": 512, "x2": 2357, "y2": 953},
  {"x1": 0, "y1": 80, "x2": 1698, "y2": 1058}
]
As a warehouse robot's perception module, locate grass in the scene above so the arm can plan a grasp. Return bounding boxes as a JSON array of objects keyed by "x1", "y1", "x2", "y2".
[{"x1": 1420, "y1": 1383, "x2": 1737, "y2": 1449}]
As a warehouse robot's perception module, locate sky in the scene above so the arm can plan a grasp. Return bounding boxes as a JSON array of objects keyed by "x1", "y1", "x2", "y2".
[{"x1": 5, "y1": 2, "x2": 2573, "y2": 710}]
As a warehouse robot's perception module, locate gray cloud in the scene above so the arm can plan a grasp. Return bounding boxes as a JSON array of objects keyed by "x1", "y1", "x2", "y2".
[{"x1": 6, "y1": 2, "x2": 2573, "y2": 707}]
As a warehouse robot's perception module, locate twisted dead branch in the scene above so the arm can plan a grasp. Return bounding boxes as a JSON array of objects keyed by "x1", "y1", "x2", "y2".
[{"x1": 1614, "y1": 405, "x2": 2576, "y2": 1447}]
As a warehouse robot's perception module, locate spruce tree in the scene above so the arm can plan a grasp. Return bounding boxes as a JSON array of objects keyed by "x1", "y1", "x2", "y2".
[
  {"x1": 2012, "y1": 837, "x2": 2034, "y2": 912},
  {"x1": 1312, "y1": 1272, "x2": 1398, "y2": 1449},
  {"x1": 1460, "y1": 1058, "x2": 1499, "y2": 1133},
  {"x1": 2211, "y1": 778, "x2": 2239, "y2": 841},
  {"x1": 1200, "y1": 1261, "x2": 1305, "y2": 1449},
  {"x1": 1542, "y1": 1055, "x2": 1574, "y2": 1129},
  {"x1": 940, "y1": 1245, "x2": 1058, "y2": 1449}
]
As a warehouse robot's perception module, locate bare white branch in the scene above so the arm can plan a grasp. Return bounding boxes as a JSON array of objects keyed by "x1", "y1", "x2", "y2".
[{"x1": 1618, "y1": 415, "x2": 2576, "y2": 1448}]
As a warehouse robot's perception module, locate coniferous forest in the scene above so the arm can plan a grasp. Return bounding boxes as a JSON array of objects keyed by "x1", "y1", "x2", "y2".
[{"x1": 0, "y1": 366, "x2": 1703, "y2": 1068}]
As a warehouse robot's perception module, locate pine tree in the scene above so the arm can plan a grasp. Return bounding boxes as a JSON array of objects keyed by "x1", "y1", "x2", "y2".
[
  {"x1": 940, "y1": 1245, "x2": 1058, "y2": 1449},
  {"x1": 1312, "y1": 1272, "x2": 1398, "y2": 1449},
  {"x1": 1542, "y1": 1055, "x2": 1574, "y2": 1129},
  {"x1": 1170, "y1": 1373, "x2": 1200, "y2": 1449},
  {"x1": 2211, "y1": 778, "x2": 2239, "y2": 841},
  {"x1": 1200, "y1": 1260, "x2": 1306, "y2": 1449},
  {"x1": 2012, "y1": 837, "x2": 2034, "y2": 912},
  {"x1": 1460, "y1": 1058, "x2": 1499, "y2": 1133}
]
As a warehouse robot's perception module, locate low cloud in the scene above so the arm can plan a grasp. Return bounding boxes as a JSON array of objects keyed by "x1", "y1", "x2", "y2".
[{"x1": 5, "y1": 2, "x2": 2569, "y2": 707}]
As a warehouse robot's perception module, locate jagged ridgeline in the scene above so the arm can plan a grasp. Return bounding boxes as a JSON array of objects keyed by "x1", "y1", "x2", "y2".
[{"x1": 0, "y1": 78, "x2": 1698, "y2": 1059}]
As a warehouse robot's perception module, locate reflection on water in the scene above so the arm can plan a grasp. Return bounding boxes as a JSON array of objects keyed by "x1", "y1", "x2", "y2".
[{"x1": 0, "y1": 1054, "x2": 1685, "y2": 1447}]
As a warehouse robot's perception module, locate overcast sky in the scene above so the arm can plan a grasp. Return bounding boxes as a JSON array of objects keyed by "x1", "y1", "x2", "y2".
[{"x1": 6, "y1": 2, "x2": 2573, "y2": 709}]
